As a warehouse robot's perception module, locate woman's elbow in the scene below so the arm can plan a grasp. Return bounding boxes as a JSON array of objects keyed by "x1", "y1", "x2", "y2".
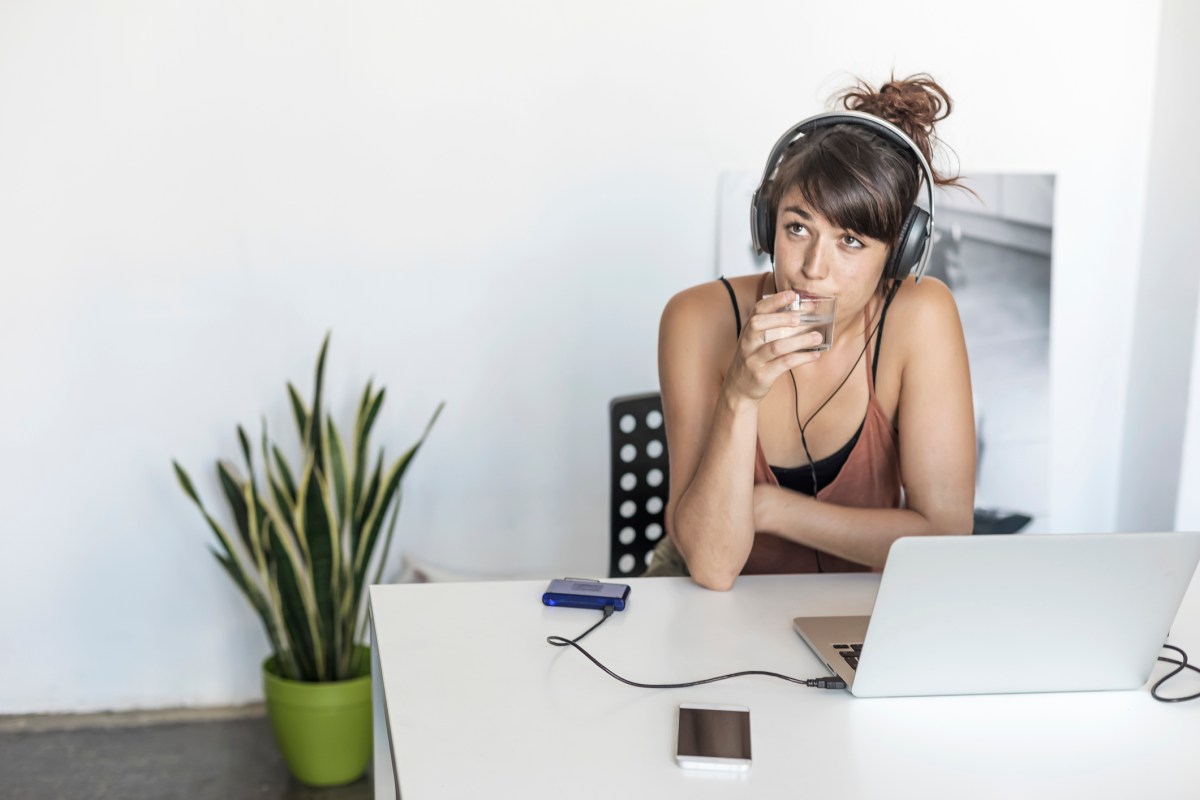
[
  {"x1": 927, "y1": 506, "x2": 974, "y2": 536},
  {"x1": 689, "y1": 566, "x2": 737, "y2": 592},
  {"x1": 673, "y1": 534, "x2": 739, "y2": 591},
  {"x1": 670, "y1": 507, "x2": 744, "y2": 591}
]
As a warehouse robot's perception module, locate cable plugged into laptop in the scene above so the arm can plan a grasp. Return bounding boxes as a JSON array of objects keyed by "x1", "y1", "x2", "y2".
[{"x1": 547, "y1": 603, "x2": 853, "y2": 691}]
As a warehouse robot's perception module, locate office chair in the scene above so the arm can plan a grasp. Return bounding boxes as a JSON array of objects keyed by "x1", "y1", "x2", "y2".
[{"x1": 609, "y1": 393, "x2": 670, "y2": 578}]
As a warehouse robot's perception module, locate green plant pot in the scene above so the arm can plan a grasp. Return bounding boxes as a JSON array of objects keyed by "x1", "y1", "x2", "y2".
[{"x1": 262, "y1": 647, "x2": 372, "y2": 787}]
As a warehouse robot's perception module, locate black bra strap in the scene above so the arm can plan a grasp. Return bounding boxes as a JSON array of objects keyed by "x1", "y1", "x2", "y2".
[
  {"x1": 718, "y1": 276, "x2": 742, "y2": 338},
  {"x1": 872, "y1": 284, "x2": 900, "y2": 383}
]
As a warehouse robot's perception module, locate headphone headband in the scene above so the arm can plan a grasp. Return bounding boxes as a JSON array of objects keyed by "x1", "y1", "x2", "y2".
[{"x1": 749, "y1": 109, "x2": 937, "y2": 283}]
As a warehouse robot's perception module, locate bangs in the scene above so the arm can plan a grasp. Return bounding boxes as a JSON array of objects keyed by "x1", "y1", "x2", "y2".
[{"x1": 769, "y1": 125, "x2": 917, "y2": 246}]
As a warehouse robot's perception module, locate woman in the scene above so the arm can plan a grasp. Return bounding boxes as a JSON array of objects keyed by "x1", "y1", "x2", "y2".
[{"x1": 648, "y1": 74, "x2": 976, "y2": 590}]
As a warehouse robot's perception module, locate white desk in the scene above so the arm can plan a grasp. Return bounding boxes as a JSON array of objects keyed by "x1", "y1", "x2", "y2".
[{"x1": 370, "y1": 572, "x2": 1200, "y2": 799}]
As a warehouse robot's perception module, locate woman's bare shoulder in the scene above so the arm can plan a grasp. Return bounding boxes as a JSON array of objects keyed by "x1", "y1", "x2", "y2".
[
  {"x1": 884, "y1": 275, "x2": 966, "y2": 358},
  {"x1": 660, "y1": 275, "x2": 761, "y2": 379},
  {"x1": 661, "y1": 274, "x2": 763, "y2": 331},
  {"x1": 888, "y1": 276, "x2": 961, "y2": 328}
]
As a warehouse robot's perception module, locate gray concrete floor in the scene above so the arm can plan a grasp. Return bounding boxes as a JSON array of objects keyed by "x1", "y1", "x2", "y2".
[{"x1": 0, "y1": 714, "x2": 372, "y2": 800}]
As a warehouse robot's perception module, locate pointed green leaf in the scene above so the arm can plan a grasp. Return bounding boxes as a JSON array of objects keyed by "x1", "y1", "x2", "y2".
[
  {"x1": 359, "y1": 388, "x2": 385, "y2": 454},
  {"x1": 287, "y1": 383, "x2": 309, "y2": 445},
  {"x1": 353, "y1": 402, "x2": 443, "y2": 590},
  {"x1": 355, "y1": 450, "x2": 384, "y2": 544},
  {"x1": 349, "y1": 381, "x2": 375, "y2": 532},
  {"x1": 307, "y1": 333, "x2": 330, "y2": 473},
  {"x1": 216, "y1": 461, "x2": 252, "y2": 558},
  {"x1": 264, "y1": 500, "x2": 326, "y2": 680},
  {"x1": 242, "y1": 471, "x2": 267, "y2": 575},
  {"x1": 211, "y1": 548, "x2": 297, "y2": 679},
  {"x1": 357, "y1": 488, "x2": 404, "y2": 647},
  {"x1": 258, "y1": 427, "x2": 292, "y2": 561},
  {"x1": 371, "y1": 489, "x2": 403, "y2": 591},
  {"x1": 303, "y1": 467, "x2": 338, "y2": 678},
  {"x1": 173, "y1": 461, "x2": 202, "y2": 505},
  {"x1": 174, "y1": 462, "x2": 248, "y2": 568},
  {"x1": 270, "y1": 446, "x2": 297, "y2": 506},
  {"x1": 328, "y1": 416, "x2": 350, "y2": 529},
  {"x1": 237, "y1": 425, "x2": 253, "y2": 472},
  {"x1": 266, "y1": 526, "x2": 319, "y2": 680}
]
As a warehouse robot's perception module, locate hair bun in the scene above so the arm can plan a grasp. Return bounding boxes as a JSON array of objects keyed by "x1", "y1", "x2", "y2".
[{"x1": 835, "y1": 73, "x2": 959, "y2": 188}]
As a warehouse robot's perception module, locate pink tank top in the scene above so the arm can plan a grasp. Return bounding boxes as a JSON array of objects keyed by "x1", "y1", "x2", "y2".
[{"x1": 741, "y1": 274, "x2": 902, "y2": 574}]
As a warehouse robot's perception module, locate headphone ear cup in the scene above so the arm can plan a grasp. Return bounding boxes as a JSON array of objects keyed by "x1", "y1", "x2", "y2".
[
  {"x1": 751, "y1": 185, "x2": 774, "y2": 257},
  {"x1": 886, "y1": 206, "x2": 930, "y2": 282}
]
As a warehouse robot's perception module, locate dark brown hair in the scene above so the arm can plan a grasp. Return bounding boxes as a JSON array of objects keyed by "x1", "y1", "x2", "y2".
[{"x1": 766, "y1": 73, "x2": 966, "y2": 250}]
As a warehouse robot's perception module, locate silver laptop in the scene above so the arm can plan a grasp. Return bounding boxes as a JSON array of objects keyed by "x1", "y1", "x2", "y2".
[{"x1": 792, "y1": 532, "x2": 1200, "y2": 698}]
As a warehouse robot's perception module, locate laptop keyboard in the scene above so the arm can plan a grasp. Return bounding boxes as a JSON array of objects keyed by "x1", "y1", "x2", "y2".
[{"x1": 833, "y1": 643, "x2": 863, "y2": 670}]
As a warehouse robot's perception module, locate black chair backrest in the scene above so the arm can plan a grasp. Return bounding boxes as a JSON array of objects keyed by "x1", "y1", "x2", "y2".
[{"x1": 609, "y1": 393, "x2": 670, "y2": 578}]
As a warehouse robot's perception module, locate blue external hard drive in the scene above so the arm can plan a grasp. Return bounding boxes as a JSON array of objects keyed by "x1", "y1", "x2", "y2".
[{"x1": 542, "y1": 578, "x2": 630, "y2": 611}]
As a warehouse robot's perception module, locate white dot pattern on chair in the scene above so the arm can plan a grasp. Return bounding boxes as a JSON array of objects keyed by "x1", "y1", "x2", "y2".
[
  {"x1": 610, "y1": 394, "x2": 671, "y2": 577},
  {"x1": 644, "y1": 550, "x2": 655, "y2": 566}
]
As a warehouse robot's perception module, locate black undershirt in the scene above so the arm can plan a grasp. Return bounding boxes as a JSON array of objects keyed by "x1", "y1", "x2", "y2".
[{"x1": 770, "y1": 421, "x2": 864, "y2": 497}]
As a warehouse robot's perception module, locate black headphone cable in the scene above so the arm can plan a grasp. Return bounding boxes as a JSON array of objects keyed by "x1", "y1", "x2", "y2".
[{"x1": 788, "y1": 281, "x2": 900, "y2": 496}]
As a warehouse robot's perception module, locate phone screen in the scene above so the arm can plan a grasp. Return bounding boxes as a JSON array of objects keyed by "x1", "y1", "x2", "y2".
[{"x1": 676, "y1": 705, "x2": 752, "y2": 764}]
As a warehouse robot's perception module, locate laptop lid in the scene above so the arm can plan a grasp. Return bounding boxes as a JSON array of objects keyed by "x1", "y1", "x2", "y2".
[{"x1": 809, "y1": 532, "x2": 1200, "y2": 698}]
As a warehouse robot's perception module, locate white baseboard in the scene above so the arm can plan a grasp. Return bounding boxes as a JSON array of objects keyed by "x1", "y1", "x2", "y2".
[{"x1": 0, "y1": 702, "x2": 266, "y2": 734}]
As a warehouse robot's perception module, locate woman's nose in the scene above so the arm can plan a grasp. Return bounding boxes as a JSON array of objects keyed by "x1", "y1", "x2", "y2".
[{"x1": 801, "y1": 238, "x2": 833, "y2": 280}]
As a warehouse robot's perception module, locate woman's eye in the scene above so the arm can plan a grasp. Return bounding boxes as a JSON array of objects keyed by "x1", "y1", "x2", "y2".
[
  {"x1": 786, "y1": 223, "x2": 808, "y2": 236},
  {"x1": 842, "y1": 235, "x2": 863, "y2": 248}
]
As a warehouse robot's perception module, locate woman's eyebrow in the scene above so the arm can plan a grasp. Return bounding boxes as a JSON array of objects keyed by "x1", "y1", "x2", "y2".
[{"x1": 780, "y1": 205, "x2": 813, "y2": 220}]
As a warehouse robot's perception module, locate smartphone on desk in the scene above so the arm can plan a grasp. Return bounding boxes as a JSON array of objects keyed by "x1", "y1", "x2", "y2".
[{"x1": 676, "y1": 703, "x2": 752, "y2": 772}]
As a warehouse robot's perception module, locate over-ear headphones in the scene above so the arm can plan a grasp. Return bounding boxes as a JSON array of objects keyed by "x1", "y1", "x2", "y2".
[{"x1": 749, "y1": 109, "x2": 937, "y2": 284}]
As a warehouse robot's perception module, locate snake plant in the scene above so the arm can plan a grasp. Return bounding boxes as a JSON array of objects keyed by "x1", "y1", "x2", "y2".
[{"x1": 173, "y1": 334, "x2": 442, "y2": 682}]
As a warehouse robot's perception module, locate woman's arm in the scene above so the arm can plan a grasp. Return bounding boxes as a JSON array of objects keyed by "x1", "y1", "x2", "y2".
[
  {"x1": 753, "y1": 277, "x2": 977, "y2": 568},
  {"x1": 660, "y1": 281, "x2": 825, "y2": 590}
]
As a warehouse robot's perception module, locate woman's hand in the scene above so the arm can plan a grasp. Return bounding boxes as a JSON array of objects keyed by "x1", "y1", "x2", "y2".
[
  {"x1": 753, "y1": 482, "x2": 804, "y2": 534},
  {"x1": 722, "y1": 291, "x2": 825, "y2": 404}
]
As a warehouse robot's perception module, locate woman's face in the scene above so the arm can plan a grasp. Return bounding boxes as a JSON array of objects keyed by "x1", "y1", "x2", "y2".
[{"x1": 771, "y1": 185, "x2": 889, "y2": 324}]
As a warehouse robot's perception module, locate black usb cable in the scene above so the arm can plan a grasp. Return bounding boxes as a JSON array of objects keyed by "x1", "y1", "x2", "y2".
[
  {"x1": 551, "y1": 610, "x2": 1199, "y2": 700},
  {"x1": 1152, "y1": 644, "x2": 1200, "y2": 703},
  {"x1": 547, "y1": 606, "x2": 846, "y2": 690}
]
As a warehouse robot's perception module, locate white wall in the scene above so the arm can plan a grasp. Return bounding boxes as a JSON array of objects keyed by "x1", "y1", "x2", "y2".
[
  {"x1": 1179, "y1": 307, "x2": 1200, "y2": 528},
  {"x1": 0, "y1": 0, "x2": 1167, "y2": 713},
  {"x1": 1168, "y1": 0, "x2": 1200, "y2": 531},
  {"x1": 1120, "y1": 0, "x2": 1200, "y2": 531}
]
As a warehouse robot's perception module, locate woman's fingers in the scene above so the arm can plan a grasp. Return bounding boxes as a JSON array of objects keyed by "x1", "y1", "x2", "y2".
[
  {"x1": 758, "y1": 332, "x2": 824, "y2": 371},
  {"x1": 726, "y1": 291, "x2": 824, "y2": 401},
  {"x1": 765, "y1": 330, "x2": 825, "y2": 357},
  {"x1": 743, "y1": 311, "x2": 800, "y2": 348},
  {"x1": 754, "y1": 290, "x2": 796, "y2": 315},
  {"x1": 740, "y1": 330, "x2": 823, "y2": 385},
  {"x1": 742, "y1": 312, "x2": 823, "y2": 355}
]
